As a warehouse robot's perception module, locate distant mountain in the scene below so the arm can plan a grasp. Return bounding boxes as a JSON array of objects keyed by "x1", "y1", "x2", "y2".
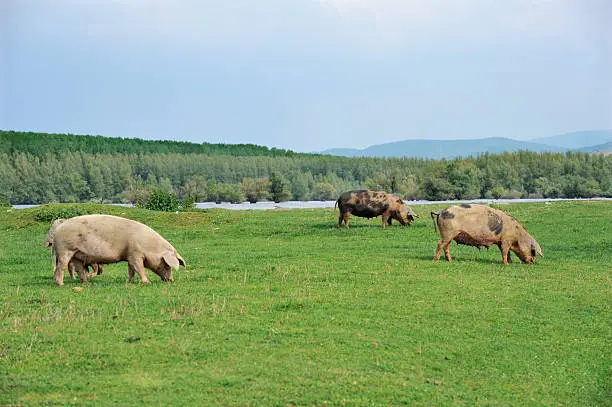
[
  {"x1": 530, "y1": 130, "x2": 612, "y2": 149},
  {"x1": 321, "y1": 137, "x2": 562, "y2": 159},
  {"x1": 577, "y1": 142, "x2": 612, "y2": 155}
]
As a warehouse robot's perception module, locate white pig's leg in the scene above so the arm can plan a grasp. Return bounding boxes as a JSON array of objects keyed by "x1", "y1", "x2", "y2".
[
  {"x1": 128, "y1": 257, "x2": 149, "y2": 284},
  {"x1": 54, "y1": 253, "x2": 73, "y2": 286}
]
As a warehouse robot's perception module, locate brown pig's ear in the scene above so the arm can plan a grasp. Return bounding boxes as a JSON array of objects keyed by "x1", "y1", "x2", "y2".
[
  {"x1": 162, "y1": 251, "x2": 181, "y2": 270},
  {"x1": 532, "y1": 240, "x2": 544, "y2": 257}
]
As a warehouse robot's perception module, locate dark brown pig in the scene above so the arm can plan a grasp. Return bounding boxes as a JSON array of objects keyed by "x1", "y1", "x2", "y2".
[
  {"x1": 335, "y1": 190, "x2": 417, "y2": 228},
  {"x1": 431, "y1": 203, "x2": 543, "y2": 264}
]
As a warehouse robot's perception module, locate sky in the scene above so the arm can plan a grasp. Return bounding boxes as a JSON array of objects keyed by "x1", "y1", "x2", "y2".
[{"x1": 1, "y1": 0, "x2": 611, "y2": 152}]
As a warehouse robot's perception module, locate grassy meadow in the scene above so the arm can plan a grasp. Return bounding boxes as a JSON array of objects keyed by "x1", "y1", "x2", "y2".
[{"x1": 0, "y1": 201, "x2": 610, "y2": 406}]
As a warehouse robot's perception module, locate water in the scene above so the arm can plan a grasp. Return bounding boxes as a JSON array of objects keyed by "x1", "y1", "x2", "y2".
[{"x1": 9, "y1": 197, "x2": 611, "y2": 211}]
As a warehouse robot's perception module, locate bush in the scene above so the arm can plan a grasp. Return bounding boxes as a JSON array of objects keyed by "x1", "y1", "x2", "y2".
[
  {"x1": 125, "y1": 188, "x2": 150, "y2": 207},
  {"x1": 181, "y1": 196, "x2": 196, "y2": 211},
  {"x1": 0, "y1": 196, "x2": 10, "y2": 208},
  {"x1": 34, "y1": 204, "x2": 89, "y2": 222},
  {"x1": 486, "y1": 186, "x2": 523, "y2": 199},
  {"x1": 218, "y1": 184, "x2": 246, "y2": 204},
  {"x1": 313, "y1": 183, "x2": 337, "y2": 201},
  {"x1": 240, "y1": 178, "x2": 270, "y2": 203},
  {"x1": 141, "y1": 188, "x2": 180, "y2": 212}
]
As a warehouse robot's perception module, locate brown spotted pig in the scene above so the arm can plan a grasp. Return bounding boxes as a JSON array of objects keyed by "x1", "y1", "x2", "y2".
[
  {"x1": 335, "y1": 190, "x2": 417, "y2": 228},
  {"x1": 431, "y1": 203, "x2": 543, "y2": 264}
]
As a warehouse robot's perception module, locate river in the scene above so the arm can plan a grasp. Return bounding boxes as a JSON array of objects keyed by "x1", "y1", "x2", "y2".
[{"x1": 10, "y1": 197, "x2": 611, "y2": 210}]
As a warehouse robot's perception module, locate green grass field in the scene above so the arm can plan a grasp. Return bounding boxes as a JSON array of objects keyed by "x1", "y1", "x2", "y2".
[{"x1": 0, "y1": 201, "x2": 610, "y2": 406}]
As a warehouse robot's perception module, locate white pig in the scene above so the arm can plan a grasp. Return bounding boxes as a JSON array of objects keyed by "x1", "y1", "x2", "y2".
[
  {"x1": 50, "y1": 214, "x2": 185, "y2": 286},
  {"x1": 43, "y1": 218, "x2": 103, "y2": 280}
]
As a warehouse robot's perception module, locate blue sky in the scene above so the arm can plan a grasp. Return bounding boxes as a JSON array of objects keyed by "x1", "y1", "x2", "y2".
[{"x1": 1, "y1": 0, "x2": 610, "y2": 152}]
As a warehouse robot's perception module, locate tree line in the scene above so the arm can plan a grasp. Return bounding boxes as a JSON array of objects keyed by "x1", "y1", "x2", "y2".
[
  {"x1": 0, "y1": 130, "x2": 297, "y2": 157},
  {"x1": 1, "y1": 132, "x2": 610, "y2": 205}
]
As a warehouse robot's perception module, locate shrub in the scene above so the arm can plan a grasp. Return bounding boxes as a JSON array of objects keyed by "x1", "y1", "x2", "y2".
[
  {"x1": 313, "y1": 183, "x2": 337, "y2": 201},
  {"x1": 181, "y1": 196, "x2": 196, "y2": 211},
  {"x1": 0, "y1": 196, "x2": 10, "y2": 208},
  {"x1": 125, "y1": 188, "x2": 150, "y2": 207},
  {"x1": 240, "y1": 178, "x2": 270, "y2": 203},
  {"x1": 486, "y1": 186, "x2": 523, "y2": 199},
  {"x1": 218, "y1": 184, "x2": 246, "y2": 204},
  {"x1": 141, "y1": 188, "x2": 180, "y2": 212},
  {"x1": 34, "y1": 204, "x2": 89, "y2": 222}
]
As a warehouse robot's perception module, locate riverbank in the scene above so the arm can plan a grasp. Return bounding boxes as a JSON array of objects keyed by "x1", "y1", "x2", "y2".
[{"x1": 11, "y1": 197, "x2": 612, "y2": 210}]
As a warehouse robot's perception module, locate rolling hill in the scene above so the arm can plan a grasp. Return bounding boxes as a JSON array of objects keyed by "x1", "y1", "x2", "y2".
[
  {"x1": 320, "y1": 137, "x2": 563, "y2": 159},
  {"x1": 530, "y1": 130, "x2": 612, "y2": 149},
  {"x1": 577, "y1": 142, "x2": 612, "y2": 155},
  {"x1": 320, "y1": 130, "x2": 612, "y2": 159}
]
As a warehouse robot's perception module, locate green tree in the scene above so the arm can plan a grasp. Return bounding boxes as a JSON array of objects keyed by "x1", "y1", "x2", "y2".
[
  {"x1": 206, "y1": 179, "x2": 220, "y2": 203},
  {"x1": 69, "y1": 172, "x2": 92, "y2": 202},
  {"x1": 535, "y1": 177, "x2": 561, "y2": 198},
  {"x1": 158, "y1": 177, "x2": 174, "y2": 194},
  {"x1": 182, "y1": 176, "x2": 208, "y2": 201},
  {"x1": 269, "y1": 172, "x2": 291, "y2": 202},
  {"x1": 446, "y1": 161, "x2": 482, "y2": 199},
  {"x1": 365, "y1": 170, "x2": 400, "y2": 193},
  {"x1": 0, "y1": 154, "x2": 19, "y2": 203},
  {"x1": 240, "y1": 177, "x2": 270, "y2": 203},
  {"x1": 422, "y1": 164, "x2": 454, "y2": 201},
  {"x1": 218, "y1": 184, "x2": 246, "y2": 203},
  {"x1": 396, "y1": 174, "x2": 422, "y2": 200},
  {"x1": 313, "y1": 182, "x2": 337, "y2": 201},
  {"x1": 290, "y1": 172, "x2": 312, "y2": 201}
]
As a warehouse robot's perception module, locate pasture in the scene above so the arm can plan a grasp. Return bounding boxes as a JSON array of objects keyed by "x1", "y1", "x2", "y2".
[{"x1": 0, "y1": 201, "x2": 610, "y2": 406}]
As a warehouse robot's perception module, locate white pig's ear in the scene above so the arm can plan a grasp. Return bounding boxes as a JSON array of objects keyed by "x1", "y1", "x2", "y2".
[
  {"x1": 176, "y1": 253, "x2": 186, "y2": 268},
  {"x1": 162, "y1": 251, "x2": 180, "y2": 270}
]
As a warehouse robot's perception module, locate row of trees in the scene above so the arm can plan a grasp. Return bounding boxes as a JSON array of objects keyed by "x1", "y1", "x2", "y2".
[
  {"x1": 1, "y1": 149, "x2": 610, "y2": 204},
  {"x1": 0, "y1": 130, "x2": 297, "y2": 157}
]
